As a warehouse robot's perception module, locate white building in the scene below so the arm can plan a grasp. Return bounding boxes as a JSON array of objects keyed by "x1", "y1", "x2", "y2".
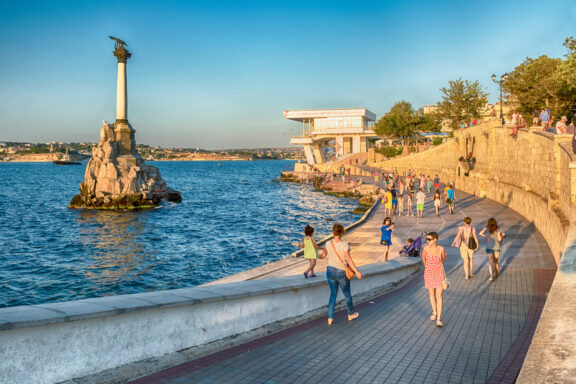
[{"x1": 286, "y1": 108, "x2": 377, "y2": 165}]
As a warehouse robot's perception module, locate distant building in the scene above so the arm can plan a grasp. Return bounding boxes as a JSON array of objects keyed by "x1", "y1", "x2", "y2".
[{"x1": 285, "y1": 108, "x2": 377, "y2": 165}]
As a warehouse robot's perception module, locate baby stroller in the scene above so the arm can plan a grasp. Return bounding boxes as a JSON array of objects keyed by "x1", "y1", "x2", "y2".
[{"x1": 399, "y1": 232, "x2": 427, "y2": 257}]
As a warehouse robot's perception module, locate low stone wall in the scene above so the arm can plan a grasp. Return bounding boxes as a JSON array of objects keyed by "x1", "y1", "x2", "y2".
[
  {"x1": 0, "y1": 258, "x2": 419, "y2": 384},
  {"x1": 516, "y1": 212, "x2": 576, "y2": 383}
]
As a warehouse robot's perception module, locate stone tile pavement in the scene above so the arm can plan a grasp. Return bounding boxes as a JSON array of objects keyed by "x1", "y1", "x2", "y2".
[{"x1": 129, "y1": 188, "x2": 557, "y2": 384}]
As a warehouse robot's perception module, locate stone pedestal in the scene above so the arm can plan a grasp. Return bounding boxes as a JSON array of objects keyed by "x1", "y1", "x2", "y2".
[{"x1": 70, "y1": 122, "x2": 181, "y2": 209}]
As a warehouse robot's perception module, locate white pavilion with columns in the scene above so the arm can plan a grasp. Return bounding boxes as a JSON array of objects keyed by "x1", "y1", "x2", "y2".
[{"x1": 286, "y1": 108, "x2": 378, "y2": 165}]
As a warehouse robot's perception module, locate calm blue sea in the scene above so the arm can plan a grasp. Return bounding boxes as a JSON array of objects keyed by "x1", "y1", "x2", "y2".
[{"x1": 0, "y1": 160, "x2": 360, "y2": 308}]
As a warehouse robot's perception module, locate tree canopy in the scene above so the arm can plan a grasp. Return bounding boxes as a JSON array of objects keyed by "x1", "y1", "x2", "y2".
[
  {"x1": 504, "y1": 36, "x2": 576, "y2": 120},
  {"x1": 374, "y1": 101, "x2": 439, "y2": 141},
  {"x1": 435, "y1": 79, "x2": 488, "y2": 130}
]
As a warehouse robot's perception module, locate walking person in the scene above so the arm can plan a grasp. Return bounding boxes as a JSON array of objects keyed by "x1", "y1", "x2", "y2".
[
  {"x1": 479, "y1": 218, "x2": 506, "y2": 281},
  {"x1": 446, "y1": 184, "x2": 456, "y2": 214},
  {"x1": 380, "y1": 217, "x2": 394, "y2": 261},
  {"x1": 416, "y1": 188, "x2": 426, "y2": 219},
  {"x1": 407, "y1": 190, "x2": 414, "y2": 216},
  {"x1": 320, "y1": 223, "x2": 362, "y2": 325},
  {"x1": 383, "y1": 188, "x2": 393, "y2": 216},
  {"x1": 451, "y1": 217, "x2": 479, "y2": 279},
  {"x1": 391, "y1": 185, "x2": 398, "y2": 215},
  {"x1": 295, "y1": 225, "x2": 323, "y2": 278},
  {"x1": 423, "y1": 231, "x2": 447, "y2": 327},
  {"x1": 433, "y1": 189, "x2": 442, "y2": 216},
  {"x1": 397, "y1": 188, "x2": 405, "y2": 216}
]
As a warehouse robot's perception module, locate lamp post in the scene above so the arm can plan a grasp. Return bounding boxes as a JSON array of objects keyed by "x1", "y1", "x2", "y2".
[{"x1": 491, "y1": 73, "x2": 508, "y2": 125}]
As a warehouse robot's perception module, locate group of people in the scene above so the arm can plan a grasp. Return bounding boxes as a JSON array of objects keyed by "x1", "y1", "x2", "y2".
[
  {"x1": 531, "y1": 108, "x2": 573, "y2": 134},
  {"x1": 294, "y1": 223, "x2": 362, "y2": 325},
  {"x1": 295, "y1": 192, "x2": 506, "y2": 329},
  {"x1": 424, "y1": 216, "x2": 506, "y2": 326},
  {"x1": 379, "y1": 173, "x2": 456, "y2": 219}
]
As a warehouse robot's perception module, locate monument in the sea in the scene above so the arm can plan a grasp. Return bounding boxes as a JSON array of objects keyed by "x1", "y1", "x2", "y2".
[{"x1": 69, "y1": 36, "x2": 182, "y2": 209}]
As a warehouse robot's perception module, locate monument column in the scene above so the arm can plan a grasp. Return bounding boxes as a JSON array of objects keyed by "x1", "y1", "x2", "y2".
[
  {"x1": 111, "y1": 37, "x2": 137, "y2": 157},
  {"x1": 116, "y1": 58, "x2": 128, "y2": 121}
]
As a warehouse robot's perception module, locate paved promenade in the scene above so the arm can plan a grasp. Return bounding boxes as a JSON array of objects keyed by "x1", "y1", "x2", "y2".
[{"x1": 129, "y1": 189, "x2": 556, "y2": 384}]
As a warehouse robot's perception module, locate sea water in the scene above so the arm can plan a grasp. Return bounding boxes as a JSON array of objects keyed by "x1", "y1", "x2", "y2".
[{"x1": 0, "y1": 160, "x2": 360, "y2": 308}]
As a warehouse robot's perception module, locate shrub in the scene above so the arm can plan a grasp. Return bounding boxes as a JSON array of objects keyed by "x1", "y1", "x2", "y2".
[
  {"x1": 432, "y1": 137, "x2": 443, "y2": 146},
  {"x1": 375, "y1": 146, "x2": 401, "y2": 158}
]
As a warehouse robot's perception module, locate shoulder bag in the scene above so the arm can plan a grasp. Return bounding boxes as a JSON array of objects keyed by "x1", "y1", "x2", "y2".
[
  {"x1": 331, "y1": 240, "x2": 355, "y2": 280},
  {"x1": 467, "y1": 228, "x2": 477, "y2": 250},
  {"x1": 441, "y1": 262, "x2": 450, "y2": 290}
]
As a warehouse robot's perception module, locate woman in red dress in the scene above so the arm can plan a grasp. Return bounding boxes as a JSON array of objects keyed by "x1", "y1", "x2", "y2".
[{"x1": 423, "y1": 231, "x2": 447, "y2": 327}]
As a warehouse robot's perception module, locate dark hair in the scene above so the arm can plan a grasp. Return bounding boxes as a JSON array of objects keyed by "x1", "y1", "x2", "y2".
[
  {"x1": 304, "y1": 225, "x2": 315, "y2": 236},
  {"x1": 486, "y1": 218, "x2": 499, "y2": 234},
  {"x1": 383, "y1": 217, "x2": 392, "y2": 224},
  {"x1": 464, "y1": 217, "x2": 472, "y2": 224},
  {"x1": 406, "y1": 238, "x2": 414, "y2": 243},
  {"x1": 428, "y1": 231, "x2": 439, "y2": 240},
  {"x1": 333, "y1": 223, "x2": 345, "y2": 237}
]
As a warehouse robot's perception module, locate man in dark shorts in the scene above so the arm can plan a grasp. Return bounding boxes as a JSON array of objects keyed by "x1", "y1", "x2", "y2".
[{"x1": 446, "y1": 185, "x2": 456, "y2": 214}]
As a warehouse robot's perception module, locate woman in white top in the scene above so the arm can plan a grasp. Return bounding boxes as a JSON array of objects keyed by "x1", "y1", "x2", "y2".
[
  {"x1": 320, "y1": 223, "x2": 363, "y2": 325},
  {"x1": 451, "y1": 216, "x2": 479, "y2": 280}
]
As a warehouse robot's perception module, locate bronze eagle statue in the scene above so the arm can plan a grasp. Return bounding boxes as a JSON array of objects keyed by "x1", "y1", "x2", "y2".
[{"x1": 109, "y1": 36, "x2": 127, "y2": 49}]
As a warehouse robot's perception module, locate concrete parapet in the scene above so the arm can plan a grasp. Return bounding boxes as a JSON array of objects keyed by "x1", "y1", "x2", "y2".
[
  {"x1": 0, "y1": 258, "x2": 419, "y2": 384},
  {"x1": 517, "y1": 214, "x2": 576, "y2": 383}
]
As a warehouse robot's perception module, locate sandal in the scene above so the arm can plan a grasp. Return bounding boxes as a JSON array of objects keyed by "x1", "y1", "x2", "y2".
[
  {"x1": 430, "y1": 313, "x2": 437, "y2": 321},
  {"x1": 327, "y1": 318, "x2": 334, "y2": 325},
  {"x1": 436, "y1": 319, "x2": 443, "y2": 327},
  {"x1": 348, "y1": 312, "x2": 359, "y2": 321}
]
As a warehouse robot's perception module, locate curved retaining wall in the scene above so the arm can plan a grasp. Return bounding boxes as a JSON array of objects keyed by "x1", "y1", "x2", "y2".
[
  {"x1": 370, "y1": 119, "x2": 576, "y2": 382},
  {"x1": 0, "y1": 256, "x2": 419, "y2": 384}
]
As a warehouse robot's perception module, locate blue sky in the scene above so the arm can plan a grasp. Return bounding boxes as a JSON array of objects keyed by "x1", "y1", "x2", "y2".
[{"x1": 0, "y1": 0, "x2": 574, "y2": 149}]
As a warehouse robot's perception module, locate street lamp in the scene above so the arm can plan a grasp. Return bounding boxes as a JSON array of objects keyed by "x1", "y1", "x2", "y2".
[{"x1": 491, "y1": 73, "x2": 508, "y2": 125}]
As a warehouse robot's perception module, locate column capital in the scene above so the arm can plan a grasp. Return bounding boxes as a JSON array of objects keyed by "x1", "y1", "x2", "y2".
[{"x1": 113, "y1": 45, "x2": 132, "y2": 63}]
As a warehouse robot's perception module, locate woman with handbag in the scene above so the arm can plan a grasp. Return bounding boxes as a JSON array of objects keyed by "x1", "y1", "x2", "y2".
[
  {"x1": 451, "y1": 216, "x2": 479, "y2": 280},
  {"x1": 423, "y1": 231, "x2": 447, "y2": 327},
  {"x1": 319, "y1": 223, "x2": 363, "y2": 325}
]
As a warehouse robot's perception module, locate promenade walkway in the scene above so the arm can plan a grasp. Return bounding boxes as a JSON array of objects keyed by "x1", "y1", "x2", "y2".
[{"x1": 129, "y1": 189, "x2": 556, "y2": 384}]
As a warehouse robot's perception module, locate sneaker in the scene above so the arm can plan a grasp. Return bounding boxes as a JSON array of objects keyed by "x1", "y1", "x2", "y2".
[
  {"x1": 304, "y1": 272, "x2": 309, "y2": 278},
  {"x1": 310, "y1": 273, "x2": 317, "y2": 278},
  {"x1": 328, "y1": 318, "x2": 334, "y2": 325}
]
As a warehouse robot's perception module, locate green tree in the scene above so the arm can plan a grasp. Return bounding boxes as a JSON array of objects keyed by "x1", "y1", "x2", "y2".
[
  {"x1": 503, "y1": 55, "x2": 563, "y2": 118},
  {"x1": 436, "y1": 79, "x2": 488, "y2": 130},
  {"x1": 504, "y1": 36, "x2": 576, "y2": 120},
  {"x1": 374, "y1": 101, "x2": 439, "y2": 142}
]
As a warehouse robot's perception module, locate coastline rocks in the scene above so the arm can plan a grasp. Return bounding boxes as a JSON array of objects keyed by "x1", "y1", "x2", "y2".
[
  {"x1": 280, "y1": 172, "x2": 380, "y2": 214},
  {"x1": 69, "y1": 121, "x2": 182, "y2": 209}
]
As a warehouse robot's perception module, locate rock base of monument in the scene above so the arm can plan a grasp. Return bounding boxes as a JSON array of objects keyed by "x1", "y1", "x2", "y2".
[
  {"x1": 69, "y1": 189, "x2": 182, "y2": 210},
  {"x1": 69, "y1": 121, "x2": 182, "y2": 210}
]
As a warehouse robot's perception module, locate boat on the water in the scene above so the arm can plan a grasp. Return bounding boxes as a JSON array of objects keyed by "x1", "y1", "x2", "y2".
[
  {"x1": 53, "y1": 147, "x2": 82, "y2": 165},
  {"x1": 53, "y1": 160, "x2": 82, "y2": 165}
]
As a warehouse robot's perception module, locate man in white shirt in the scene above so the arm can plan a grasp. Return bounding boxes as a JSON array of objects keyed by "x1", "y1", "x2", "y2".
[
  {"x1": 556, "y1": 116, "x2": 568, "y2": 134},
  {"x1": 416, "y1": 188, "x2": 426, "y2": 219}
]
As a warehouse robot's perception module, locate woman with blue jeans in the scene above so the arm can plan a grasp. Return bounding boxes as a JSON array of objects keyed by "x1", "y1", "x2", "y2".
[{"x1": 320, "y1": 223, "x2": 363, "y2": 325}]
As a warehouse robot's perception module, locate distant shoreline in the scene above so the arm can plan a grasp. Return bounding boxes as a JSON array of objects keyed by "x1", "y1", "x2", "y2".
[{"x1": 0, "y1": 157, "x2": 294, "y2": 163}]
